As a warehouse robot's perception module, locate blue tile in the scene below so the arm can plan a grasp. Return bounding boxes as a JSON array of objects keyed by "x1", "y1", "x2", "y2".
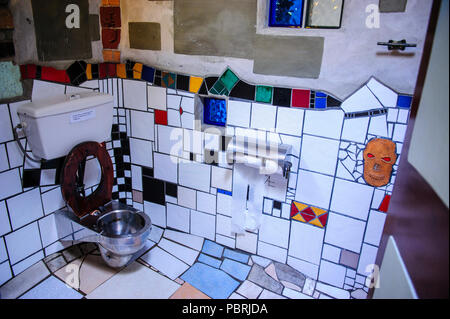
[
  {"x1": 217, "y1": 189, "x2": 232, "y2": 196},
  {"x1": 202, "y1": 239, "x2": 224, "y2": 258},
  {"x1": 203, "y1": 98, "x2": 227, "y2": 126},
  {"x1": 315, "y1": 91, "x2": 327, "y2": 97},
  {"x1": 223, "y1": 249, "x2": 249, "y2": 264},
  {"x1": 397, "y1": 95, "x2": 412, "y2": 108},
  {"x1": 141, "y1": 65, "x2": 155, "y2": 83},
  {"x1": 198, "y1": 253, "x2": 222, "y2": 268},
  {"x1": 269, "y1": 0, "x2": 304, "y2": 27},
  {"x1": 314, "y1": 97, "x2": 327, "y2": 109},
  {"x1": 220, "y1": 258, "x2": 251, "y2": 281},
  {"x1": 19, "y1": 276, "x2": 83, "y2": 299},
  {"x1": 181, "y1": 262, "x2": 240, "y2": 299}
]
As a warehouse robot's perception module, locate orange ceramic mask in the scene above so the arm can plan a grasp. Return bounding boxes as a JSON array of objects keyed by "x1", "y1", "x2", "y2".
[{"x1": 363, "y1": 138, "x2": 397, "y2": 187}]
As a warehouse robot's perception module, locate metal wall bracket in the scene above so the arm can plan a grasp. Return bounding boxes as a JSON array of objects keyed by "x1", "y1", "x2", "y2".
[{"x1": 377, "y1": 39, "x2": 417, "y2": 51}]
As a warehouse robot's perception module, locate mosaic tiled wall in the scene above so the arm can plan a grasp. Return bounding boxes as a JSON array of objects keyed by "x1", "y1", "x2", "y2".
[{"x1": 0, "y1": 60, "x2": 412, "y2": 297}]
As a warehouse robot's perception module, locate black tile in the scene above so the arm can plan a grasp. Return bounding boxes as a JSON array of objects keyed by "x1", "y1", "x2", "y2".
[
  {"x1": 327, "y1": 95, "x2": 342, "y2": 107},
  {"x1": 154, "y1": 70, "x2": 162, "y2": 86},
  {"x1": 198, "y1": 81, "x2": 208, "y2": 95},
  {"x1": 35, "y1": 65, "x2": 42, "y2": 79},
  {"x1": 91, "y1": 63, "x2": 99, "y2": 79},
  {"x1": 205, "y1": 77, "x2": 219, "y2": 92},
  {"x1": 118, "y1": 184, "x2": 126, "y2": 192},
  {"x1": 229, "y1": 80, "x2": 255, "y2": 101},
  {"x1": 111, "y1": 124, "x2": 120, "y2": 133},
  {"x1": 112, "y1": 191, "x2": 119, "y2": 200},
  {"x1": 22, "y1": 169, "x2": 41, "y2": 188},
  {"x1": 189, "y1": 152, "x2": 194, "y2": 161},
  {"x1": 165, "y1": 182, "x2": 178, "y2": 197},
  {"x1": 176, "y1": 74, "x2": 190, "y2": 92},
  {"x1": 41, "y1": 156, "x2": 66, "y2": 170},
  {"x1": 125, "y1": 60, "x2": 135, "y2": 79},
  {"x1": 273, "y1": 200, "x2": 282, "y2": 210},
  {"x1": 119, "y1": 198, "x2": 127, "y2": 204},
  {"x1": 142, "y1": 176, "x2": 165, "y2": 205},
  {"x1": 273, "y1": 87, "x2": 291, "y2": 107},
  {"x1": 142, "y1": 166, "x2": 154, "y2": 178},
  {"x1": 66, "y1": 60, "x2": 87, "y2": 86}
]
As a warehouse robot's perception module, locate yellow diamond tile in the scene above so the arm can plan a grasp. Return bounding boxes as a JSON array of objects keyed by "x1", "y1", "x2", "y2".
[
  {"x1": 308, "y1": 218, "x2": 324, "y2": 228},
  {"x1": 311, "y1": 206, "x2": 327, "y2": 216},
  {"x1": 293, "y1": 202, "x2": 309, "y2": 212},
  {"x1": 292, "y1": 213, "x2": 306, "y2": 223}
]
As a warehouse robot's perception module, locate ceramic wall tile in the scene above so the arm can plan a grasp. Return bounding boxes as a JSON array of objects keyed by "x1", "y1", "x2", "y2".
[
  {"x1": 0, "y1": 105, "x2": 13, "y2": 144},
  {"x1": 177, "y1": 186, "x2": 196, "y2": 210},
  {"x1": 38, "y1": 213, "x2": 72, "y2": 248},
  {"x1": 123, "y1": 80, "x2": 147, "y2": 111},
  {"x1": 322, "y1": 244, "x2": 341, "y2": 263},
  {"x1": 364, "y1": 210, "x2": 387, "y2": 246},
  {"x1": 300, "y1": 135, "x2": 340, "y2": 176},
  {"x1": 131, "y1": 165, "x2": 142, "y2": 191},
  {"x1": 183, "y1": 129, "x2": 203, "y2": 154},
  {"x1": 259, "y1": 215, "x2": 290, "y2": 249},
  {"x1": 288, "y1": 220, "x2": 324, "y2": 265},
  {"x1": 0, "y1": 169, "x2": 22, "y2": 201},
  {"x1": 167, "y1": 109, "x2": 181, "y2": 127},
  {"x1": 315, "y1": 282, "x2": 350, "y2": 299},
  {"x1": 227, "y1": 100, "x2": 251, "y2": 128},
  {"x1": 5, "y1": 141, "x2": 24, "y2": 169},
  {"x1": 276, "y1": 107, "x2": 304, "y2": 136},
  {"x1": 0, "y1": 145, "x2": 8, "y2": 172},
  {"x1": 366, "y1": 78, "x2": 398, "y2": 107},
  {"x1": 131, "y1": 110, "x2": 155, "y2": 141},
  {"x1": 220, "y1": 258, "x2": 251, "y2": 281},
  {"x1": 0, "y1": 238, "x2": 7, "y2": 263},
  {"x1": 167, "y1": 94, "x2": 182, "y2": 110},
  {"x1": 250, "y1": 103, "x2": 277, "y2": 131},
  {"x1": 41, "y1": 187, "x2": 65, "y2": 215},
  {"x1": 325, "y1": 212, "x2": 365, "y2": 253},
  {"x1": 196, "y1": 191, "x2": 216, "y2": 215},
  {"x1": 216, "y1": 192, "x2": 232, "y2": 217},
  {"x1": 157, "y1": 125, "x2": 183, "y2": 157},
  {"x1": 303, "y1": 109, "x2": 344, "y2": 140},
  {"x1": 179, "y1": 160, "x2": 211, "y2": 193},
  {"x1": 211, "y1": 166, "x2": 232, "y2": 192},
  {"x1": 236, "y1": 280, "x2": 263, "y2": 299},
  {"x1": 4, "y1": 222, "x2": 42, "y2": 265},
  {"x1": 257, "y1": 241, "x2": 287, "y2": 263},
  {"x1": 31, "y1": 80, "x2": 65, "y2": 101},
  {"x1": 163, "y1": 229, "x2": 204, "y2": 251},
  {"x1": 148, "y1": 85, "x2": 167, "y2": 111},
  {"x1": 295, "y1": 170, "x2": 334, "y2": 210},
  {"x1": 13, "y1": 252, "x2": 44, "y2": 277},
  {"x1": 368, "y1": 115, "x2": 389, "y2": 138},
  {"x1": 0, "y1": 261, "x2": 12, "y2": 286},
  {"x1": 6, "y1": 188, "x2": 43, "y2": 230},
  {"x1": 158, "y1": 238, "x2": 199, "y2": 265},
  {"x1": 20, "y1": 275, "x2": 81, "y2": 299},
  {"x1": 144, "y1": 201, "x2": 166, "y2": 228},
  {"x1": 357, "y1": 243, "x2": 378, "y2": 275},
  {"x1": 166, "y1": 203, "x2": 190, "y2": 233},
  {"x1": 341, "y1": 85, "x2": 383, "y2": 113},
  {"x1": 130, "y1": 138, "x2": 153, "y2": 168},
  {"x1": 153, "y1": 153, "x2": 178, "y2": 184},
  {"x1": 216, "y1": 213, "x2": 233, "y2": 238},
  {"x1": 392, "y1": 124, "x2": 407, "y2": 142},
  {"x1": 318, "y1": 259, "x2": 347, "y2": 288},
  {"x1": 330, "y1": 178, "x2": 373, "y2": 220},
  {"x1": 341, "y1": 117, "x2": 369, "y2": 144}
]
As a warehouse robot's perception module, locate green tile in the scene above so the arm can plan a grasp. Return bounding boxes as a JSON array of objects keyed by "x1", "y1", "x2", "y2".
[
  {"x1": 210, "y1": 80, "x2": 229, "y2": 96},
  {"x1": 219, "y1": 69, "x2": 239, "y2": 92},
  {"x1": 255, "y1": 85, "x2": 273, "y2": 103}
]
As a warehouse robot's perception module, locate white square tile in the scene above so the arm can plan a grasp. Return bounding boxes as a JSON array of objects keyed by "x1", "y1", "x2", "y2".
[
  {"x1": 236, "y1": 231, "x2": 258, "y2": 254},
  {"x1": 158, "y1": 238, "x2": 199, "y2": 265},
  {"x1": 341, "y1": 85, "x2": 383, "y2": 113},
  {"x1": 166, "y1": 203, "x2": 190, "y2": 233},
  {"x1": 167, "y1": 109, "x2": 181, "y2": 127},
  {"x1": 215, "y1": 234, "x2": 235, "y2": 248},
  {"x1": 179, "y1": 160, "x2": 211, "y2": 193},
  {"x1": 130, "y1": 138, "x2": 153, "y2": 168},
  {"x1": 131, "y1": 110, "x2": 154, "y2": 141},
  {"x1": 190, "y1": 209, "x2": 216, "y2": 240},
  {"x1": 288, "y1": 221, "x2": 324, "y2": 265},
  {"x1": 330, "y1": 178, "x2": 373, "y2": 220},
  {"x1": 364, "y1": 210, "x2": 387, "y2": 246},
  {"x1": 357, "y1": 243, "x2": 378, "y2": 275},
  {"x1": 38, "y1": 213, "x2": 72, "y2": 247},
  {"x1": 392, "y1": 124, "x2": 407, "y2": 142},
  {"x1": 227, "y1": 100, "x2": 251, "y2": 128},
  {"x1": 153, "y1": 153, "x2": 178, "y2": 183},
  {"x1": 31, "y1": 80, "x2": 65, "y2": 100},
  {"x1": 325, "y1": 212, "x2": 366, "y2": 253},
  {"x1": 180, "y1": 96, "x2": 195, "y2": 113},
  {"x1": 216, "y1": 213, "x2": 233, "y2": 238},
  {"x1": 216, "y1": 192, "x2": 232, "y2": 217},
  {"x1": 257, "y1": 241, "x2": 287, "y2": 263},
  {"x1": 131, "y1": 165, "x2": 142, "y2": 191},
  {"x1": 366, "y1": 78, "x2": 398, "y2": 108},
  {"x1": 167, "y1": 95, "x2": 182, "y2": 109},
  {"x1": 303, "y1": 109, "x2": 344, "y2": 140},
  {"x1": 5, "y1": 222, "x2": 42, "y2": 264},
  {"x1": 287, "y1": 256, "x2": 319, "y2": 280},
  {"x1": 204, "y1": 133, "x2": 220, "y2": 151},
  {"x1": 147, "y1": 86, "x2": 167, "y2": 110},
  {"x1": 322, "y1": 244, "x2": 341, "y2": 263},
  {"x1": 318, "y1": 260, "x2": 347, "y2": 288},
  {"x1": 295, "y1": 170, "x2": 334, "y2": 210},
  {"x1": 196, "y1": 191, "x2": 216, "y2": 215},
  {"x1": 123, "y1": 80, "x2": 147, "y2": 111},
  {"x1": 181, "y1": 112, "x2": 195, "y2": 130},
  {"x1": 40, "y1": 169, "x2": 56, "y2": 186},
  {"x1": 0, "y1": 169, "x2": 22, "y2": 201},
  {"x1": 259, "y1": 215, "x2": 290, "y2": 248},
  {"x1": 387, "y1": 108, "x2": 398, "y2": 122},
  {"x1": 6, "y1": 141, "x2": 24, "y2": 168},
  {"x1": 251, "y1": 103, "x2": 277, "y2": 131},
  {"x1": 144, "y1": 201, "x2": 166, "y2": 228},
  {"x1": 7, "y1": 188, "x2": 44, "y2": 230},
  {"x1": 0, "y1": 261, "x2": 13, "y2": 287},
  {"x1": 211, "y1": 166, "x2": 232, "y2": 191},
  {"x1": 276, "y1": 107, "x2": 304, "y2": 136},
  {"x1": 157, "y1": 125, "x2": 183, "y2": 156},
  {"x1": 341, "y1": 117, "x2": 369, "y2": 144},
  {"x1": 368, "y1": 115, "x2": 389, "y2": 138},
  {"x1": 41, "y1": 187, "x2": 65, "y2": 215},
  {"x1": 163, "y1": 229, "x2": 204, "y2": 251},
  {"x1": 177, "y1": 186, "x2": 196, "y2": 209},
  {"x1": 300, "y1": 135, "x2": 340, "y2": 176},
  {"x1": 397, "y1": 109, "x2": 409, "y2": 124},
  {"x1": 183, "y1": 129, "x2": 203, "y2": 154}
]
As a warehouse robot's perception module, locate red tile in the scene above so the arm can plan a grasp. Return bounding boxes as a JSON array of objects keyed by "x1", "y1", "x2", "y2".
[
  {"x1": 20, "y1": 64, "x2": 36, "y2": 79},
  {"x1": 378, "y1": 194, "x2": 391, "y2": 212},
  {"x1": 290, "y1": 202, "x2": 299, "y2": 218},
  {"x1": 106, "y1": 63, "x2": 116, "y2": 77},
  {"x1": 99, "y1": 63, "x2": 108, "y2": 79},
  {"x1": 291, "y1": 89, "x2": 310, "y2": 108},
  {"x1": 318, "y1": 213, "x2": 328, "y2": 227},
  {"x1": 41, "y1": 66, "x2": 70, "y2": 83},
  {"x1": 155, "y1": 110, "x2": 168, "y2": 125},
  {"x1": 100, "y1": 6, "x2": 121, "y2": 28},
  {"x1": 102, "y1": 28, "x2": 121, "y2": 49}
]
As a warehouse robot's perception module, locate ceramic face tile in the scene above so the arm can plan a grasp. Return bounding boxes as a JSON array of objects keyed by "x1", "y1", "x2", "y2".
[
  {"x1": 41, "y1": 187, "x2": 65, "y2": 215},
  {"x1": 229, "y1": 80, "x2": 256, "y2": 101},
  {"x1": 341, "y1": 117, "x2": 369, "y2": 144},
  {"x1": 255, "y1": 86, "x2": 273, "y2": 104},
  {"x1": 303, "y1": 109, "x2": 344, "y2": 140},
  {"x1": 179, "y1": 160, "x2": 211, "y2": 193},
  {"x1": 276, "y1": 107, "x2": 304, "y2": 136},
  {"x1": 234, "y1": 231, "x2": 257, "y2": 255},
  {"x1": 6, "y1": 188, "x2": 43, "y2": 230},
  {"x1": 130, "y1": 137, "x2": 153, "y2": 167},
  {"x1": 196, "y1": 191, "x2": 216, "y2": 215},
  {"x1": 291, "y1": 89, "x2": 310, "y2": 108},
  {"x1": 357, "y1": 243, "x2": 378, "y2": 275},
  {"x1": 257, "y1": 241, "x2": 287, "y2": 263},
  {"x1": 203, "y1": 98, "x2": 227, "y2": 126},
  {"x1": 177, "y1": 186, "x2": 196, "y2": 210},
  {"x1": 158, "y1": 238, "x2": 199, "y2": 265},
  {"x1": 341, "y1": 85, "x2": 383, "y2": 113},
  {"x1": 227, "y1": 100, "x2": 251, "y2": 128},
  {"x1": 0, "y1": 145, "x2": 8, "y2": 172},
  {"x1": 181, "y1": 262, "x2": 240, "y2": 299},
  {"x1": 283, "y1": 287, "x2": 314, "y2": 299},
  {"x1": 220, "y1": 258, "x2": 251, "y2": 281},
  {"x1": 259, "y1": 215, "x2": 290, "y2": 249},
  {"x1": 0, "y1": 169, "x2": 22, "y2": 201},
  {"x1": 325, "y1": 212, "x2": 366, "y2": 253},
  {"x1": 166, "y1": 203, "x2": 190, "y2": 233},
  {"x1": 147, "y1": 86, "x2": 167, "y2": 111},
  {"x1": 366, "y1": 78, "x2": 398, "y2": 107},
  {"x1": 295, "y1": 170, "x2": 334, "y2": 210},
  {"x1": 330, "y1": 178, "x2": 373, "y2": 220},
  {"x1": 0, "y1": 201, "x2": 11, "y2": 236},
  {"x1": 250, "y1": 103, "x2": 277, "y2": 131},
  {"x1": 364, "y1": 210, "x2": 387, "y2": 246},
  {"x1": 122, "y1": 80, "x2": 147, "y2": 111},
  {"x1": 288, "y1": 221, "x2": 324, "y2": 265},
  {"x1": 397, "y1": 95, "x2": 412, "y2": 109},
  {"x1": 144, "y1": 201, "x2": 166, "y2": 228},
  {"x1": 300, "y1": 135, "x2": 339, "y2": 176},
  {"x1": 202, "y1": 239, "x2": 224, "y2": 259},
  {"x1": 130, "y1": 110, "x2": 155, "y2": 141},
  {"x1": 87, "y1": 261, "x2": 180, "y2": 298},
  {"x1": 153, "y1": 152, "x2": 178, "y2": 184},
  {"x1": 5, "y1": 222, "x2": 42, "y2": 265},
  {"x1": 163, "y1": 229, "x2": 204, "y2": 251},
  {"x1": 397, "y1": 109, "x2": 409, "y2": 124},
  {"x1": 211, "y1": 166, "x2": 232, "y2": 192},
  {"x1": 216, "y1": 234, "x2": 236, "y2": 248},
  {"x1": 131, "y1": 165, "x2": 142, "y2": 191},
  {"x1": 340, "y1": 249, "x2": 359, "y2": 269}
]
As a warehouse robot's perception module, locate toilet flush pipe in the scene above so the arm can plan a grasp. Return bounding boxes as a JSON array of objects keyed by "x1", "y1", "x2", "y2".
[{"x1": 13, "y1": 123, "x2": 44, "y2": 164}]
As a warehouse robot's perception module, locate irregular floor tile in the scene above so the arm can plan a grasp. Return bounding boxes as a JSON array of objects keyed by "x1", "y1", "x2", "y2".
[
  {"x1": 19, "y1": 276, "x2": 82, "y2": 299},
  {"x1": 169, "y1": 282, "x2": 211, "y2": 299},
  {"x1": 247, "y1": 264, "x2": 283, "y2": 295}
]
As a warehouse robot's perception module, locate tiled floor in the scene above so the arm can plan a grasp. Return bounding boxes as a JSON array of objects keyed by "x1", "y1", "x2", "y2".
[{"x1": 0, "y1": 227, "x2": 368, "y2": 299}]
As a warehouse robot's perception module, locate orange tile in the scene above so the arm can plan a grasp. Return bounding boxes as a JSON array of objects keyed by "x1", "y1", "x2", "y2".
[
  {"x1": 169, "y1": 282, "x2": 211, "y2": 299},
  {"x1": 103, "y1": 49, "x2": 121, "y2": 63},
  {"x1": 101, "y1": 0, "x2": 120, "y2": 6},
  {"x1": 189, "y1": 76, "x2": 203, "y2": 93},
  {"x1": 133, "y1": 63, "x2": 143, "y2": 80},
  {"x1": 116, "y1": 63, "x2": 127, "y2": 78},
  {"x1": 86, "y1": 64, "x2": 92, "y2": 80}
]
